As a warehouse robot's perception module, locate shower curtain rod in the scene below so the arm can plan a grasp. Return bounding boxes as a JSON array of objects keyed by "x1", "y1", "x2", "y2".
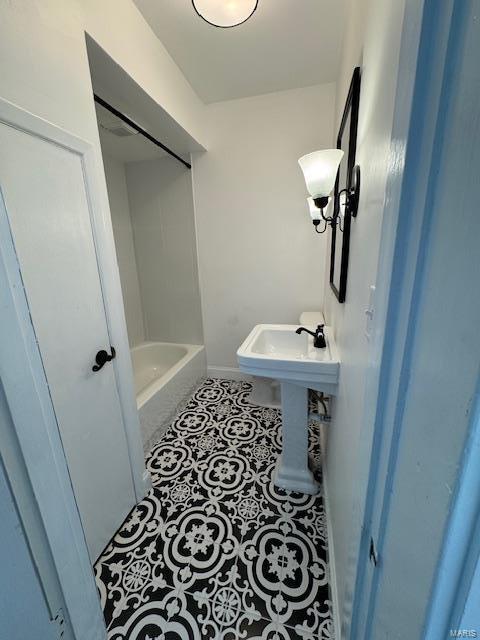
[{"x1": 94, "y1": 94, "x2": 192, "y2": 170}]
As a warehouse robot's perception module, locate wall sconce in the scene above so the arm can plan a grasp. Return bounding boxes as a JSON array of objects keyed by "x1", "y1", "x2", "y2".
[
  {"x1": 192, "y1": 0, "x2": 258, "y2": 28},
  {"x1": 299, "y1": 149, "x2": 361, "y2": 234}
]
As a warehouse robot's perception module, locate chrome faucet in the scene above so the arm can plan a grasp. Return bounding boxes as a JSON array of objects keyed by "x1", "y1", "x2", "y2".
[{"x1": 296, "y1": 324, "x2": 327, "y2": 349}]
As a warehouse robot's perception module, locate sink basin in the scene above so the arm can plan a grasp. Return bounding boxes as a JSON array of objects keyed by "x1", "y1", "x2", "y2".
[
  {"x1": 237, "y1": 323, "x2": 340, "y2": 495},
  {"x1": 237, "y1": 324, "x2": 339, "y2": 394}
]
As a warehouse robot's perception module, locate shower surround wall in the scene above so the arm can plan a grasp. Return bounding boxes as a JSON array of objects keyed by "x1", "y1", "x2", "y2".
[
  {"x1": 103, "y1": 152, "x2": 203, "y2": 348},
  {"x1": 126, "y1": 157, "x2": 204, "y2": 346},
  {"x1": 103, "y1": 154, "x2": 145, "y2": 347}
]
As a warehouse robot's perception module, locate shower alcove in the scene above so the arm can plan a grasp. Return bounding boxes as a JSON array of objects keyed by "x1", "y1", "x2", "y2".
[{"x1": 95, "y1": 99, "x2": 206, "y2": 450}]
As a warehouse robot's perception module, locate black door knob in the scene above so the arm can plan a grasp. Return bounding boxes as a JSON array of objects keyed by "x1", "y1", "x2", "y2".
[{"x1": 92, "y1": 347, "x2": 116, "y2": 372}]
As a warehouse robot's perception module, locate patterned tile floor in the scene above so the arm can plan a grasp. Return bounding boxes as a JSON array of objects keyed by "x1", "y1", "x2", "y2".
[{"x1": 95, "y1": 379, "x2": 334, "y2": 639}]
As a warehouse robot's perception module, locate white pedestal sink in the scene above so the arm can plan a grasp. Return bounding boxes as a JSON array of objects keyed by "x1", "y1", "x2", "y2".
[{"x1": 237, "y1": 324, "x2": 340, "y2": 495}]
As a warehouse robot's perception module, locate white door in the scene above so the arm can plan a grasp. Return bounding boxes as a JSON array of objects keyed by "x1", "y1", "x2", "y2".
[{"x1": 0, "y1": 122, "x2": 136, "y2": 562}]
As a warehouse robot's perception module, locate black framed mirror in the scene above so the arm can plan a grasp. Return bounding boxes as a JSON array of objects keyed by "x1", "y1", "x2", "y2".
[{"x1": 330, "y1": 67, "x2": 361, "y2": 302}]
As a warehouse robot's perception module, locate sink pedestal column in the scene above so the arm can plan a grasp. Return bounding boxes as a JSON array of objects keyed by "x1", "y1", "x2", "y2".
[{"x1": 274, "y1": 382, "x2": 318, "y2": 495}]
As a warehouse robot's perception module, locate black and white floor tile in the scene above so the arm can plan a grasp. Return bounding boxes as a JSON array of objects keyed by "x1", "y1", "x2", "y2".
[{"x1": 95, "y1": 379, "x2": 334, "y2": 639}]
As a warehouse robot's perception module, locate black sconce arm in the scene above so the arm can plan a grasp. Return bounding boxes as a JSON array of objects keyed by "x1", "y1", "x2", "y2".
[
  {"x1": 312, "y1": 219, "x2": 328, "y2": 234},
  {"x1": 310, "y1": 164, "x2": 360, "y2": 235}
]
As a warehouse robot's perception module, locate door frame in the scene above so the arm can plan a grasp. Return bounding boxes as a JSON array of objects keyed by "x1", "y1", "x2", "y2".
[
  {"x1": 349, "y1": 0, "x2": 477, "y2": 637},
  {"x1": 0, "y1": 96, "x2": 147, "y2": 638},
  {"x1": 423, "y1": 378, "x2": 480, "y2": 638}
]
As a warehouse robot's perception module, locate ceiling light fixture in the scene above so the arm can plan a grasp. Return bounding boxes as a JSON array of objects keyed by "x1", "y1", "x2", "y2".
[{"x1": 192, "y1": 0, "x2": 258, "y2": 28}]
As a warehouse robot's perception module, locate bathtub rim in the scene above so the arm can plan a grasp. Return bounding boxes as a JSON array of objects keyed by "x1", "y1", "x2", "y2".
[{"x1": 132, "y1": 341, "x2": 204, "y2": 410}]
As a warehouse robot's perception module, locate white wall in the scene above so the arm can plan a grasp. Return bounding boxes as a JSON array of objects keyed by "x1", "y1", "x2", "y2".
[
  {"x1": 0, "y1": 0, "x2": 207, "y2": 155},
  {"x1": 321, "y1": 0, "x2": 408, "y2": 632},
  {"x1": 102, "y1": 153, "x2": 145, "y2": 347},
  {"x1": 126, "y1": 157, "x2": 204, "y2": 345},
  {"x1": 83, "y1": 0, "x2": 208, "y2": 150},
  {"x1": 192, "y1": 83, "x2": 335, "y2": 372}
]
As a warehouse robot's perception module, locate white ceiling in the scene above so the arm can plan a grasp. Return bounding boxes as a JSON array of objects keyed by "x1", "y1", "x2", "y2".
[{"x1": 133, "y1": 0, "x2": 349, "y2": 104}]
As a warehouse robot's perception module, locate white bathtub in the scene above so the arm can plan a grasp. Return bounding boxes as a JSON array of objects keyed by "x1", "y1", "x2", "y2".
[{"x1": 131, "y1": 341, "x2": 206, "y2": 448}]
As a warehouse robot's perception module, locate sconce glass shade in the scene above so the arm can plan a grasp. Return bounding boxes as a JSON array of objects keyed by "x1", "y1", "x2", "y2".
[
  {"x1": 192, "y1": 0, "x2": 258, "y2": 27},
  {"x1": 307, "y1": 197, "x2": 320, "y2": 220},
  {"x1": 339, "y1": 190, "x2": 347, "y2": 218},
  {"x1": 298, "y1": 149, "x2": 344, "y2": 199}
]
